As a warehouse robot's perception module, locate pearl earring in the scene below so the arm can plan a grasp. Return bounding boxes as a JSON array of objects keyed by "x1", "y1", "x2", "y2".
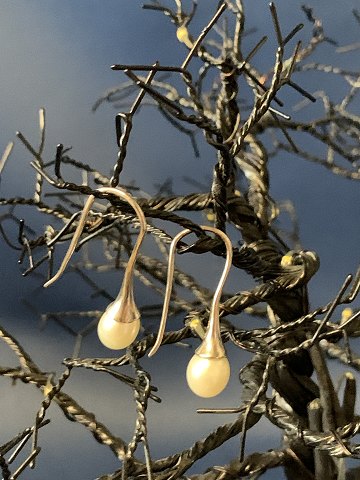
[
  {"x1": 44, "y1": 187, "x2": 147, "y2": 350},
  {"x1": 149, "y1": 226, "x2": 233, "y2": 398}
]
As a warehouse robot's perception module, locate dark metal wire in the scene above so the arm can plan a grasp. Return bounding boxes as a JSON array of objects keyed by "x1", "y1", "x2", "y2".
[{"x1": 0, "y1": 1, "x2": 359, "y2": 479}]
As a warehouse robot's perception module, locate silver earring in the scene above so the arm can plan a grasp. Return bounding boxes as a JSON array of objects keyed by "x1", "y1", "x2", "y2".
[
  {"x1": 44, "y1": 187, "x2": 147, "y2": 350},
  {"x1": 149, "y1": 226, "x2": 233, "y2": 397}
]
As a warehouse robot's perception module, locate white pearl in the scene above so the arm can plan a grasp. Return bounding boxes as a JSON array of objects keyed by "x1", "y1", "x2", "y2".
[
  {"x1": 186, "y1": 354, "x2": 230, "y2": 398},
  {"x1": 97, "y1": 300, "x2": 140, "y2": 350}
]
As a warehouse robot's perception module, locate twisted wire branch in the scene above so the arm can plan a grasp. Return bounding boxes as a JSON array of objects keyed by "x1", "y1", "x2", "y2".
[{"x1": 0, "y1": 2, "x2": 359, "y2": 480}]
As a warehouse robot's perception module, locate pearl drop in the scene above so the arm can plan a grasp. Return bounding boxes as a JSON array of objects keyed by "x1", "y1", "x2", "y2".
[
  {"x1": 186, "y1": 354, "x2": 230, "y2": 398},
  {"x1": 97, "y1": 300, "x2": 140, "y2": 350}
]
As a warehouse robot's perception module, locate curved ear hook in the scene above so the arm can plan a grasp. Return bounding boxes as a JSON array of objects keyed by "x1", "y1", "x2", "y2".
[
  {"x1": 149, "y1": 226, "x2": 233, "y2": 398},
  {"x1": 44, "y1": 186, "x2": 147, "y2": 350}
]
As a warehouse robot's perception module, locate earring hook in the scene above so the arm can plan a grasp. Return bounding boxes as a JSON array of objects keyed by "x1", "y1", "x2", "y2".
[
  {"x1": 149, "y1": 226, "x2": 233, "y2": 397},
  {"x1": 44, "y1": 187, "x2": 147, "y2": 350}
]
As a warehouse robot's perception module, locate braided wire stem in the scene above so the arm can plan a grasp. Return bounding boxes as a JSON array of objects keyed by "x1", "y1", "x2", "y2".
[
  {"x1": 0, "y1": 323, "x2": 129, "y2": 463},
  {"x1": 0, "y1": 455, "x2": 11, "y2": 480}
]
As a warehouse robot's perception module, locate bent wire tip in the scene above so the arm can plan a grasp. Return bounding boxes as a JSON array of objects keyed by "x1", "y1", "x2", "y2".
[{"x1": 43, "y1": 269, "x2": 64, "y2": 288}]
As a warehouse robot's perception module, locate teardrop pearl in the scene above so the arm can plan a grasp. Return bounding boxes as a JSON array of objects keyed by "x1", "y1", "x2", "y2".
[
  {"x1": 186, "y1": 354, "x2": 230, "y2": 398},
  {"x1": 97, "y1": 299, "x2": 140, "y2": 350}
]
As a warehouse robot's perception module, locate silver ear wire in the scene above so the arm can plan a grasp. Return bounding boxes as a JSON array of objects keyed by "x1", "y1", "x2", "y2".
[
  {"x1": 149, "y1": 226, "x2": 233, "y2": 397},
  {"x1": 44, "y1": 187, "x2": 147, "y2": 350}
]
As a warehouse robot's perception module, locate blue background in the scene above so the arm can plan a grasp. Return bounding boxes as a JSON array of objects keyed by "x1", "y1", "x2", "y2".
[{"x1": 0, "y1": 1, "x2": 359, "y2": 478}]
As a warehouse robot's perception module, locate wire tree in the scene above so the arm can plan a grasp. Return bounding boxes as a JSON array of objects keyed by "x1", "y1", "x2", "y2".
[{"x1": 0, "y1": 1, "x2": 359, "y2": 479}]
